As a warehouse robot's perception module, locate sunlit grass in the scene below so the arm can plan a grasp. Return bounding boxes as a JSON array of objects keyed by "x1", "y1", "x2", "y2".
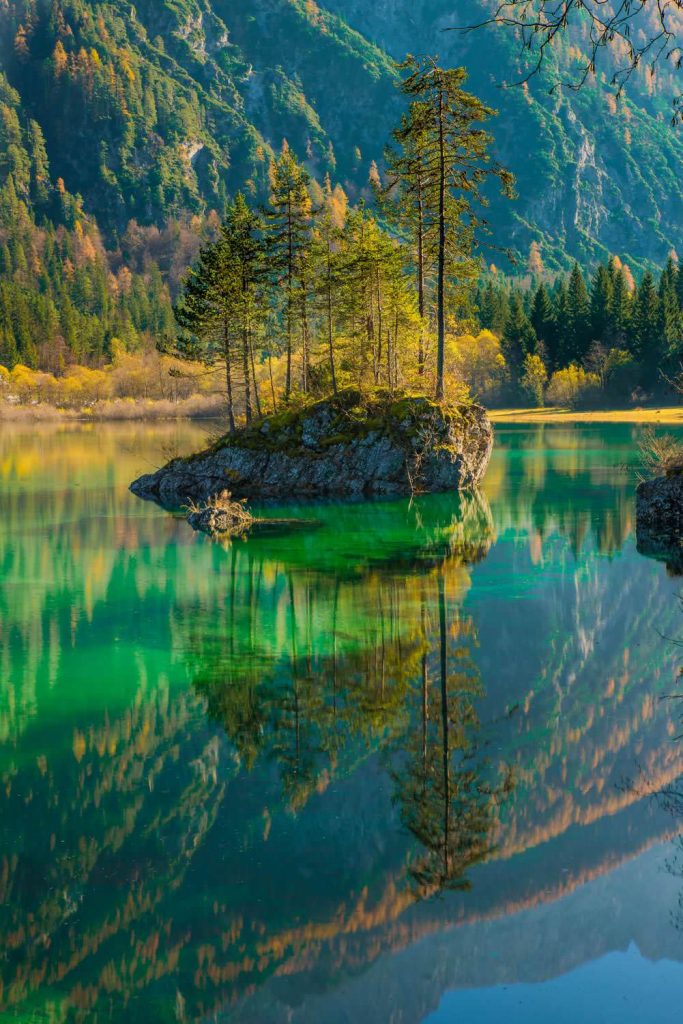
[{"x1": 490, "y1": 407, "x2": 683, "y2": 424}]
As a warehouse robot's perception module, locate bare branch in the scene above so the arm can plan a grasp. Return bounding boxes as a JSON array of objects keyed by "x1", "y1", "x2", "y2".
[{"x1": 451, "y1": 1, "x2": 682, "y2": 122}]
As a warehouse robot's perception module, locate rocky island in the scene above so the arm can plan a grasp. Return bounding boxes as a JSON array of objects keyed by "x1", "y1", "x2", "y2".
[{"x1": 130, "y1": 390, "x2": 493, "y2": 507}]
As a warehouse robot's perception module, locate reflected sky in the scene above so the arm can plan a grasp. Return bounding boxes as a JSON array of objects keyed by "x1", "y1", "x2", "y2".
[{"x1": 1, "y1": 421, "x2": 683, "y2": 1023}]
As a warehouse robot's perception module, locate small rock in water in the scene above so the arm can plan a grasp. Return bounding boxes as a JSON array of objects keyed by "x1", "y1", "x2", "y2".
[{"x1": 185, "y1": 490, "x2": 254, "y2": 538}]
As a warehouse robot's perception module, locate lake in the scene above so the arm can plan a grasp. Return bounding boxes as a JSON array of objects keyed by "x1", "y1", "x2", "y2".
[{"x1": 2, "y1": 421, "x2": 683, "y2": 1023}]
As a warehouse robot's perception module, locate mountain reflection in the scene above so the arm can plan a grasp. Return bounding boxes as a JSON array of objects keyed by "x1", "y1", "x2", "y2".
[{"x1": 1, "y1": 422, "x2": 683, "y2": 1023}]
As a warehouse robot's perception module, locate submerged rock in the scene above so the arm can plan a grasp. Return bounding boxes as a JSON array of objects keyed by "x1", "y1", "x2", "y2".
[
  {"x1": 130, "y1": 389, "x2": 493, "y2": 507},
  {"x1": 636, "y1": 473, "x2": 683, "y2": 575},
  {"x1": 186, "y1": 491, "x2": 254, "y2": 538}
]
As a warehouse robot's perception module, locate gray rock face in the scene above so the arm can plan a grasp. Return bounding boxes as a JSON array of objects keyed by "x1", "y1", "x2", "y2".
[
  {"x1": 130, "y1": 392, "x2": 494, "y2": 507},
  {"x1": 636, "y1": 474, "x2": 683, "y2": 575}
]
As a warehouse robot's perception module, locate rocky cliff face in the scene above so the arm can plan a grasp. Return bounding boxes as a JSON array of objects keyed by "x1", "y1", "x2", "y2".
[{"x1": 130, "y1": 391, "x2": 493, "y2": 506}]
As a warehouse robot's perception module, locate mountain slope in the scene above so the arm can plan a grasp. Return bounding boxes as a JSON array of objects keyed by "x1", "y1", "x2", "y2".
[
  {"x1": 0, "y1": 0, "x2": 681, "y2": 272},
  {"x1": 0, "y1": 0, "x2": 396, "y2": 234},
  {"x1": 325, "y1": 0, "x2": 683, "y2": 270}
]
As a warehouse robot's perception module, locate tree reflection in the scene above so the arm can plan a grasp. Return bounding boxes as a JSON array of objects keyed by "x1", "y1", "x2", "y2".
[
  {"x1": 391, "y1": 577, "x2": 510, "y2": 898},
  {"x1": 190, "y1": 491, "x2": 511, "y2": 894}
]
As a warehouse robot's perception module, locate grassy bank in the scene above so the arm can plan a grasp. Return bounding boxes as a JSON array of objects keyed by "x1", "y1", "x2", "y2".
[
  {"x1": 490, "y1": 407, "x2": 683, "y2": 425},
  {"x1": 0, "y1": 395, "x2": 227, "y2": 423}
]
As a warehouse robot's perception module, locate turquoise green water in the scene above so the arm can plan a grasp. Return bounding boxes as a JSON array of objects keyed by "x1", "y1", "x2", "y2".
[{"x1": 2, "y1": 422, "x2": 683, "y2": 1023}]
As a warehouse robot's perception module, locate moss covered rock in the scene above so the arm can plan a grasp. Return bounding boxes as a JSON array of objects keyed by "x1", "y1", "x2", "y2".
[{"x1": 130, "y1": 389, "x2": 493, "y2": 506}]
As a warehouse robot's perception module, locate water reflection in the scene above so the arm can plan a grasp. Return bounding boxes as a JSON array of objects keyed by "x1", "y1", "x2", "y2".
[{"x1": 1, "y1": 423, "x2": 683, "y2": 1022}]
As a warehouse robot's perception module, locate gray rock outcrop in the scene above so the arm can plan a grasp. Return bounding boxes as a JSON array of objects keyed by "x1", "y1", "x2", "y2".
[
  {"x1": 130, "y1": 390, "x2": 493, "y2": 507},
  {"x1": 636, "y1": 473, "x2": 683, "y2": 575}
]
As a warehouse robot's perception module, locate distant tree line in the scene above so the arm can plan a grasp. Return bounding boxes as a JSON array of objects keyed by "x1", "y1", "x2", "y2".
[{"x1": 476, "y1": 255, "x2": 683, "y2": 406}]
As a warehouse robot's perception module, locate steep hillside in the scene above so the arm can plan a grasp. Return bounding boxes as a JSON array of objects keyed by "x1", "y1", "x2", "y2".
[
  {"x1": 0, "y1": 0, "x2": 396, "y2": 233},
  {"x1": 1, "y1": 0, "x2": 681, "y2": 266},
  {"x1": 0, "y1": 0, "x2": 681, "y2": 373},
  {"x1": 326, "y1": 0, "x2": 683, "y2": 270}
]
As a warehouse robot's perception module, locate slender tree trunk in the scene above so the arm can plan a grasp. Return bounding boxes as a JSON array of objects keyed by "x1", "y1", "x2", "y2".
[
  {"x1": 375, "y1": 269, "x2": 383, "y2": 386},
  {"x1": 417, "y1": 181, "x2": 426, "y2": 377},
  {"x1": 224, "y1": 319, "x2": 235, "y2": 433},
  {"x1": 268, "y1": 354, "x2": 277, "y2": 412},
  {"x1": 301, "y1": 278, "x2": 309, "y2": 394},
  {"x1": 249, "y1": 329, "x2": 262, "y2": 417},
  {"x1": 242, "y1": 327, "x2": 252, "y2": 423},
  {"x1": 286, "y1": 199, "x2": 293, "y2": 400},
  {"x1": 326, "y1": 246, "x2": 337, "y2": 393},
  {"x1": 436, "y1": 87, "x2": 447, "y2": 401}
]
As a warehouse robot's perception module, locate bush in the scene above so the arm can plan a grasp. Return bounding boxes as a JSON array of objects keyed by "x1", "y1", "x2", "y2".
[
  {"x1": 546, "y1": 364, "x2": 601, "y2": 409},
  {"x1": 520, "y1": 353, "x2": 548, "y2": 407},
  {"x1": 638, "y1": 428, "x2": 683, "y2": 480},
  {"x1": 448, "y1": 330, "x2": 507, "y2": 403}
]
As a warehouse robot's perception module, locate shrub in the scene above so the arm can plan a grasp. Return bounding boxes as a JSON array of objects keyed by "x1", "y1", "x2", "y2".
[
  {"x1": 546, "y1": 364, "x2": 601, "y2": 409},
  {"x1": 520, "y1": 353, "x2": 548, "y2": 407}
]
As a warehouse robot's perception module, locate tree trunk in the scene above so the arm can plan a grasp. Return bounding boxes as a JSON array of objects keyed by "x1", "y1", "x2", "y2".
[
  {"x1": 249, "y1": 329, "x2": 262, "y2": 417},
  {"x1": 242, "y1": 327, "x2": 252, "y2": 423},
  {"x1": 417, "y1": 180, "x2": 426, "y2": 377},
  {"x1": 268, "y1": 354, "x2": 277, "y2": 412},
  {"x1": 438, "y1": 573, "x2": 450, "y2": 879},
  {"x1": 224, "y1": 319, "x2": 235, "y2": 433},
  {"x1": 327, "y1": 247, "x2": 337, "y2": 393},
  {"x1": 286, "y1": 198, "x2": 293, "y2": 400},
  {"x1": 301, "y1": 278, "x2": 309, "y2": 394},
  {"x1": 436, "y1": 87, "x2": 447, "y2": 401}
]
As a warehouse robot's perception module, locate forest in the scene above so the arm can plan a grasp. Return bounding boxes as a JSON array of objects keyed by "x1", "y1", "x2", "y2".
[{"x1": 1, "y1": 2, "x2": 682, "y2": 415}]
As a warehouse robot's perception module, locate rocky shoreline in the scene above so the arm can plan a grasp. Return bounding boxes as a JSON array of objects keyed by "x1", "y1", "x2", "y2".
[
  {"x1": 130, "y1": 390, "x2": 494, "y2": 507},
  {"x1": 636, "y1": 473, "x2": 683, "y2": 575}
]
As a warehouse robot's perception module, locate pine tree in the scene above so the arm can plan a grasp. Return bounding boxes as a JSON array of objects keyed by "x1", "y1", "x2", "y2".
[
  {"x1": 265, "y1": 143, "x2": 313, "y2": 399},
  {"x1": 394, "y1": 57, "x2": 513, "y2": 399},
  {"x1": 383, "y1": 115, "x2": 434, "y2": 376},
  {"x1": 530, "y1": 283, "x2": 555, "y2": 360},
  {"x1": 658, "y1": 257, "x2": 683, "y2": 368},
  {"x1": 608, "y1": 266, "x2": 633, "y2": 350},
  {"x1": 311, "y1": 175, "x2": 345, "y2": 393},
  {"x1": 220, "y1": 193, "x2": 266, "y2": 422},
  {"x1": 632, "y1": 271, "x2": 660, "y2": 381},
  {"x1": 589, "y1": 264, "x2": 613, "y2": 346},
  {"x1": 173, "y1": 235, "x2": 240, "y2": 429}
]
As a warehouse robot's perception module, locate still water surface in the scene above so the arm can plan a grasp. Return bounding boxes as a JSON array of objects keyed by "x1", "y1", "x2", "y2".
[{"x1": 2, "y1": 422, "x2": 683, "y2": 1022}]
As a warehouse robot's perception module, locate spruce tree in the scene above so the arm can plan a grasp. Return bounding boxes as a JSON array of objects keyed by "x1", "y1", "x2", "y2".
[
  {"x1": 565, "y1": 263, "x2": 591, "y2": 363},
  {"x1": 530, "y1": 283, "x2": 555, "y2": 361},
  {"x1": 501, "y1": 294, "x2": 537, "y2": 375},
  {"x1": 632, "y1": 271, "x2": 660, "y2": 381},
  {"x1": 589, "y1": 264, "x2": 613, "y2": 346}
]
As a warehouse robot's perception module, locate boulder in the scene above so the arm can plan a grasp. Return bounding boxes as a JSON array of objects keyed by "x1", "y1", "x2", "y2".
[
  {"x1": 130, "y1": 389, "x2": 493, "y2": 507},
  {"x1": 636, "y1": 473, "x2": 683, "y2": 575}
]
